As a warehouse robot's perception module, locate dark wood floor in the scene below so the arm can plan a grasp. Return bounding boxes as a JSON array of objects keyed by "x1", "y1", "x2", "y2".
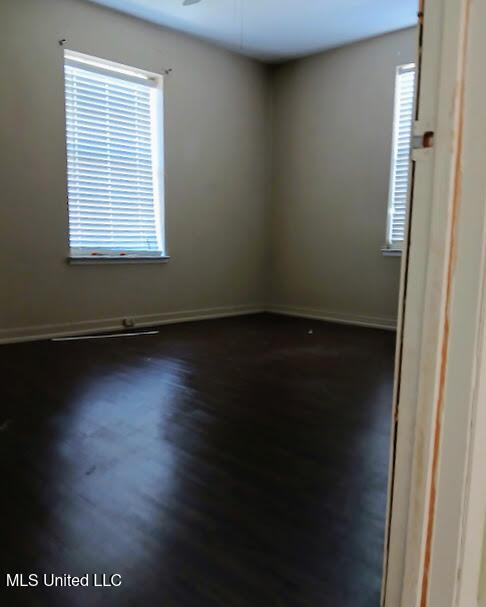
[{"x1": 0, "y1": 313, "x2": 395, "y2": 607}]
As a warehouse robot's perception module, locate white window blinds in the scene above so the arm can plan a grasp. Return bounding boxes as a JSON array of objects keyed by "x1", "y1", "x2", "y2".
[
  {"x1": 64, "y1": 51, "x2": 164, "y2": 257},
  {"x1": 386, "y1": 63, "x2": 416, "y2": 249}
]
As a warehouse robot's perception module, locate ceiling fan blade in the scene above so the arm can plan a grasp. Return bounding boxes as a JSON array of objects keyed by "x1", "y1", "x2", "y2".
[{"x1": 183, "y1": 0, "x2": 202, "y2": 5}]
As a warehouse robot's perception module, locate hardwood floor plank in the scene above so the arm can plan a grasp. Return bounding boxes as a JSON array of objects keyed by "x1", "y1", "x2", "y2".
[{"x1": 0, "y1": 313, "x2": 395, "y2": 606}]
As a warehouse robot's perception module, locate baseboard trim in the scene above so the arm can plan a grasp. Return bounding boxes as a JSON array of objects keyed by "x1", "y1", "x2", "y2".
[
  {"x1": 0, "y1": 303, "x2": 397, "y2": 344},
  {"x1": 266, "y1": 304, "x2": 397, "y2": 331},
  {"x1": 0, "y1": 305, "x2": 265, "y2": 345}
]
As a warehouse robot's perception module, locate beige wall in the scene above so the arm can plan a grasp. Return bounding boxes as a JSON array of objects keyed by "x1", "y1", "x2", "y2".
[
  {"x1": 0, "y1": 0, "x2": 416, "y2": 340},
  {"x1": 268, "y1": 28, "x2": 417, "y2": 327},
  {"x1": 0, "y1": 0, "x2": 269, "y2": 338}
]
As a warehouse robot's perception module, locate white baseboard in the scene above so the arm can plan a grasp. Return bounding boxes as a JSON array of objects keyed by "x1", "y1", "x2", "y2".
[
  {"x1": 266, "y1": 304, "x2": 397, "y2": 331},
  {"x1": 0, "y1": 304, "x2": 265, "y2": 345},
  {"x1": 0, "y1": 302, "x2": 397, "y2": 345}
]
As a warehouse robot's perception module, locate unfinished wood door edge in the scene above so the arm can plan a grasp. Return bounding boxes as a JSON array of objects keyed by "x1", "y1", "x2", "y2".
[
  {"x1": 419, "y1": 1, "x2": 472, "y2": 603},
  {"x1": 454, "y1": 204, "x2": 486, "y2": 607},
  {"x1": 453, "y1": 195, "x2": 486, "y2": 607},
  {"x1": 439, "y1": 1, "x2": 486, "y2": 603},
  {"x1": 394, "y1": 1, "x2": 473, "y2": 606},
  {"x1": 422, "y1": 2, "x2": 475, "y2": 606}
]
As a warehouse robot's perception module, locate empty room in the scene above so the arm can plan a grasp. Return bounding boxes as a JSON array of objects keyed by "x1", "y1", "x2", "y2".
[{"x1": 5, "y1": 1, "x2": 483, "y2": 606}]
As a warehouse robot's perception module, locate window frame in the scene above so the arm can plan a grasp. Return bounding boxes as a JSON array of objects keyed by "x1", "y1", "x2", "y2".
[
  {"x1": 383, "y1": 62, "x2": 416, "y2": 256},
  {"x1": 63, "y1": 50, "x2": 167, "y2": 262}
]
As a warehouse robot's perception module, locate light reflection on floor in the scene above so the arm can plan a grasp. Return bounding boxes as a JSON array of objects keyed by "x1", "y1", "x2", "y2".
[{"x1": 40, "y1": 360, "x2": 190, "y2": 579}]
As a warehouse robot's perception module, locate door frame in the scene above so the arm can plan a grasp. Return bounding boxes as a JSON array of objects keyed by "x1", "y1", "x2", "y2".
[{"x1": 383, "y1": 0, "x2": 486, "y2": 605}]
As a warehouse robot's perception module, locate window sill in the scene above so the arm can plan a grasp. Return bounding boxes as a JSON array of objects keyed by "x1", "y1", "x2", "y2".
[
  {"x1": 381, "y1": 247, "x2": 402, "y2": 257},
  {"x1": 68, "y1": 255, "x2": 170, "y2": 265}
]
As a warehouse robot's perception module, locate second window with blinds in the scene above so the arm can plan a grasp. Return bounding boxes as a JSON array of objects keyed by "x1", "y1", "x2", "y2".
[
  {"x1": 63, "y1": 50, "x2": 165, "y2": 260},
  {"x1": 384, "y1": 63, "x2": 416, "y2": 255}
]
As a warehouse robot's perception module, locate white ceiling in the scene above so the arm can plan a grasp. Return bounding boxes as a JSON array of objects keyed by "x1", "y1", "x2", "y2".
[{"x1": 85, "y1": 0, "x2": 418, "y2": 63}]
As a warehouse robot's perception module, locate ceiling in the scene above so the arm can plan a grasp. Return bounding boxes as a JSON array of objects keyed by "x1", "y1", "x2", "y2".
[{"x1": 85, "y1": 0, "x2": 418, "y2": 63}]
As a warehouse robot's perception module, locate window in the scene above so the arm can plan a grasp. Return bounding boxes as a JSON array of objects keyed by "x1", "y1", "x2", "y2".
[
  {"x1": 63, "y1": 50, "x2": 165, "y2": 259},
  {"x1": 385, "y1": 63, "x2": 416, "y2": 253}
]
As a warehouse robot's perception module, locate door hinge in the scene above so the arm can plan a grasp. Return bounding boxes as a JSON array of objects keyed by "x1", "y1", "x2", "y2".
[{"x1": 412, "y1": 131, "x2": 435, "y2": 150}]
